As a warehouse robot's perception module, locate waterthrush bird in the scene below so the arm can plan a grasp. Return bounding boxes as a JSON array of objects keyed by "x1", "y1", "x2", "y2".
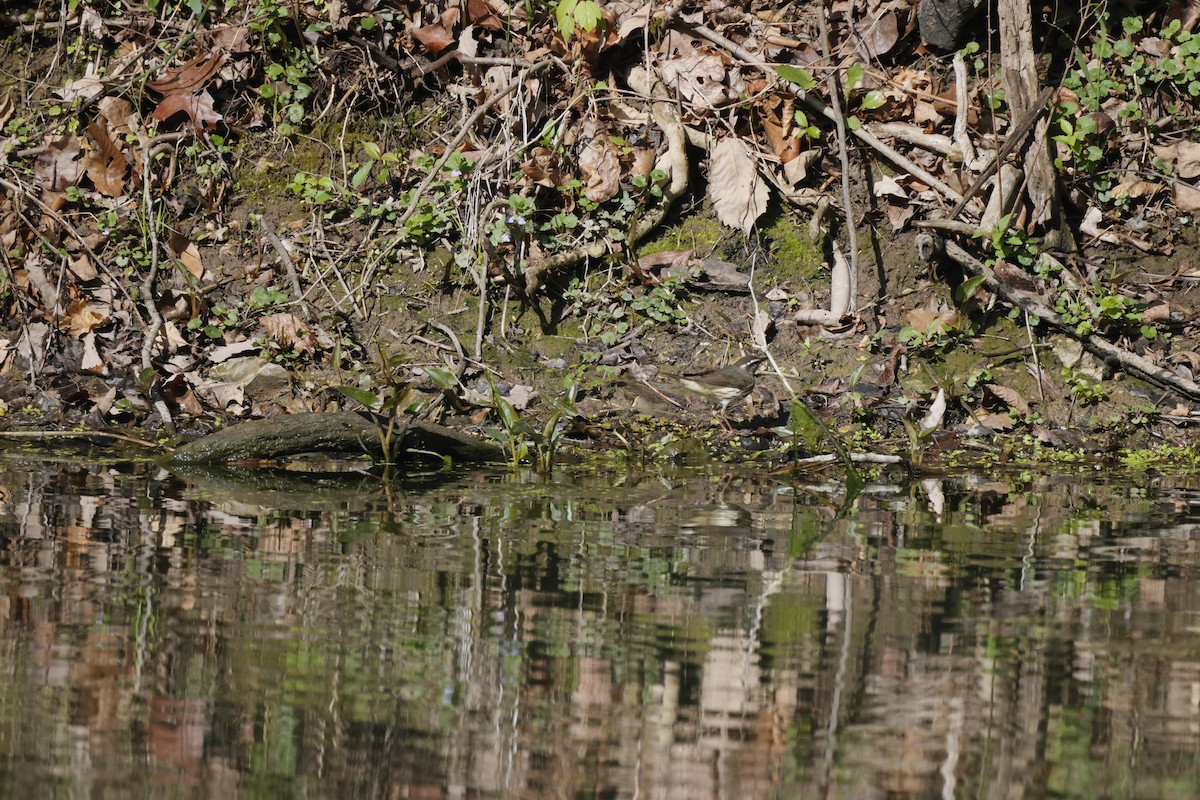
[{"x1": 678, "y1": 353, "x2": 768, "y2": 428}]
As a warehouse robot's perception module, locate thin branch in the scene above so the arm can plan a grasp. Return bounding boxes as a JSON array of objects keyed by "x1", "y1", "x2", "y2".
[
  {"x1": 943, "y1": 240, "x2": 1200, "y2": 403},
  {"x1": 684, "y1": 21, "x2": 964, "y2": 203},
  {"x1": 394, "y1": 58, "x2": 561, "y2": 232},
  {"x1": 139, "y1": 138, "x2": 177, "y2": 437},
  {"x1": 817, "y1": 5, "x2": 859, "y2": 315}
]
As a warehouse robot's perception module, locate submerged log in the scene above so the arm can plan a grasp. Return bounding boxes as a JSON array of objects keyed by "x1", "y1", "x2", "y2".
[{"x1": 165, "y1": 412, "x2": 504, "y2": 466}]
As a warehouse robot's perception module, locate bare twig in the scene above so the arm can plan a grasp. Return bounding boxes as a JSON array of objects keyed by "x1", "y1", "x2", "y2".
[
  {"x1": 260, "y1": 216, "x2": 307, "y2": 314},
  {"x1": 394, "y1": 58, "x2": 560, "y2": 232},
  {"x1": 943, "y1": 240, "x2": 1200, "y2": 403},
  {"x1": 139, "y1": 138, "x2": 176, "y2": 437},
  {"x1": 945, "y1": 86, "x2": 1054, "y2": 221},
  {"x1": 0, "y1": 429, "x2": 165, "y2": 449},
  {"x1": 429, "y1": 321, "x2": 468, "y2": 380},
  {"x1": 952, "y1": 54, "x2": 978, "y2": 167},
  {"x1": 817, "y1": 5, "x2": 858, "y2": 316}
]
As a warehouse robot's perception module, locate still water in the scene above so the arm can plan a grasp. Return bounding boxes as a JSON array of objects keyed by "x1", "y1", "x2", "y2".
[{"x1": 0, "y1": 453, "x2": 1198, "y2": 799}]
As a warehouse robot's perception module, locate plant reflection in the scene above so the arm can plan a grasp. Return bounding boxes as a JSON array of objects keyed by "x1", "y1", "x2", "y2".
[{"x1": 0, "y1": 463, "x2": 1197, "y2": 798}]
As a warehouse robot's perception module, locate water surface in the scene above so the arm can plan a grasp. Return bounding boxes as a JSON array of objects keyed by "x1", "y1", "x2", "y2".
[{"x1": 0, "y1": 454, "x2": 1197, "y2": 798}]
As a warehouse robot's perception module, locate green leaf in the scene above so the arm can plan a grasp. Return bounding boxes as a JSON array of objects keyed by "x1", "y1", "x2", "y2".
[
  {"x1": 495, "y1": 395, "x2": 522, "y2": 430},
  {"x1": 775, "y1": 65, "x2": 816, "y2": 91},
  {"x1": 860, "y1": 90, "x2": 886, "y2": 110},
  {"x1": 955, "y1": 274, "x2": 988, "y2": 303},
  {"x1": 363, "y1": 141, "x2": 382, "y2": 160},
  {"x1": 845, "y1": 63, "x2": 864, "y2": 93},
  {"x1": 574, "y1": 0, "x2": 604, "y2": 33},
  {"x1": 424, "y1": 366, "x2": 459, "y2": 391},
  {"x1": 555, "y1": 0, "x2": 577, "y2": 40},
  {"x1": 351, "y1": 162, "x2": 371, "y2": 189},
  {"x1": 846, "y1": 116, "x2": 861, "y2": 130},
  {"x1": 336, "y1": 385, "x2": 382, "y2": 409}
]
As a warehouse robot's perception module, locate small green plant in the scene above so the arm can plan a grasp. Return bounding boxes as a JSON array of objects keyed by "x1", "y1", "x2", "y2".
[
  {"x1": 336, "y1": 347, "x2": 425, "y2": 467},
  {"x1": 482, "y1": 377, "x2": 579, "y2": 472},
  {"x1": 553, "y1": 0, "x2": 604, "y2": 42},
  {"x1": 1120, "y1": 443, "x2": 1200, "y2": 471},
  {"x1": 629, "y1": 279, "x2": 689, "y2": 326},
  {"x1": 187, "y1": 303, "x2": 239, "y2": 340},
  {"x1": 288, "y1": 171, "x2": 341, "y2": 206},
  {"x1": 979, "y1": 215, "x2": 1039, "y2": 269},
  {"x1": 1062, "y1": 367, "x2": 1107, "y2": 405},
  {"x1": 1055, "y1": 10, "x2": 1200, "y2": 208},
  {"x1": 351, "y1": 141, "x2": 401, "y2": 190}
]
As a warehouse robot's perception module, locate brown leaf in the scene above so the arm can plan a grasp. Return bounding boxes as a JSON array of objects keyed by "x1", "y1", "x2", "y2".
[
  {"x1": 261, "y1": 313, "x2": 316, "y2": 354},
  {"x1": 884, "y1": 202, "x2": 914, "y2": 231},
  {"x1": 168, "y1": 230, "x2": 205, "y2": 278},
  {"x1": 906, "y1": 306, "x2": 962, "y2": 335},
  {"x1": 466, "y1": 0, "x2": 503, "y2": 31},
  {"x1": 1174, "y1": 181, "x2": 1200, "y2": 212},
  {"x1": 699, "y1": 257, "x2": 751, "y2": 291},
  {"x1": 201, "y1": 24, "x2": 253, "y2": 54},
  {"x1": 68, "y1": 253, "x2": 98, "y2": 281},
  {"x1": 521, "y1": 146, "x2": 570, "y2": 188},
  {"x1": 629, "y1": 148, "x2": 656, "y2": 181},
  {"x1": 1143, "y1": 302, "x2": 1173, "y2": 322},
  {"x1": 65, "y1": 299, "x2": 107, "y2": 337},
  {"x1": 660, "y1": 50, "x2": 729, "y2": 108},
  {"x1": 782, "y1": 149, "x2": 820, "y2": 187},
  {"x1": 35, "y1": 135, "x2": 84, "y2": 192},
  {"x1": 412, "y1": 8, "x2": 460, "y2": 53},
  {"x1": 81, "y1": 332, "x2": 104, "y2": 371},
  {"x1": 709, "y1": 137, "x2": 768, "y2": 234},
  {"x1": 855, "y1": 9, "x2": 900, "y2": 59},
  {"x1": 637, "y1": 249, "x2": 692, "y2": 270},
  {"x1": 153, "y1": 89, "x2": 223, "y2": 132},
  {"x1": 913, "y1": 99, "x2": 944, "y2": 127},
  {"x1": 1112, "y1": 175, "x2": 1162, "y2": 199},
  {"x1": 1155, "y1": 141, "x2": 1200, "y2": 179},
  {"x1": 976, "y1": 411, "x2": 1014, "y2": 431},
  {"x1": 579, "y1": 138, "x2": 621, "y2": 203},
  {"x1": 148, "y1": 52, "x2": 226, "y2": 94},
  {"x1": 83, "y1": 116, "x2": 130, "y2": 197},
  {"x1": 633, "y1": 249, "x2": 693, "y2": 283},
  {"x1": 984, "y1": 383, "x2": 1032, "y2": 416}
]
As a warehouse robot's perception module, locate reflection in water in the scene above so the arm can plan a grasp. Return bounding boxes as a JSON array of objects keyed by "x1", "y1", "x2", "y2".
[{"x1": 0, "y1": 458, "x2": 1198, "y2": 798}]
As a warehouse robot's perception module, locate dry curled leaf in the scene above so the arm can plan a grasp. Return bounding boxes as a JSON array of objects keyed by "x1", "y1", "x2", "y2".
[
  {"x1": 1173, "y1": 181, "x2": 1200, "y2": 212},
  {"x1": 521, "y1": 146, "x2": 571, "y2": 188},
  {"x1": 412, "y1": 8, "x2": 460, "y2": 53},
  {"x1": 660, "y1": 50, "x2": 729, "y2": 108},
  {"x1": 35, "y1": 135, "x2": 84, "y2": 192},
  {"x1": 152, "y1": 89, "x2": 223, "y2": 133},
  {"x1": 579, "y1": 138, "x2": 622, "y2": 203},
  {"x1": 261, "y1": 313, "x2": 316, "y2": 354},
  {"x1": 709, "y1": 138, "x2": 768, "y2": 234},
  {"x1": 84, "y1": 116, "x2": 130, "y2": 197},
  {"x1": 1154, "y1": 141, "x2": 1200, "y2": 179},
  {"x1": 148, "y1": 52, "x2": 226, "y2": 94},
  {"x1": 65, "y1": 299, "x2": 107, "y2": 337},
  {"x1": 984, "y1": 383, "x2": 1032, "y2": 416}
]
